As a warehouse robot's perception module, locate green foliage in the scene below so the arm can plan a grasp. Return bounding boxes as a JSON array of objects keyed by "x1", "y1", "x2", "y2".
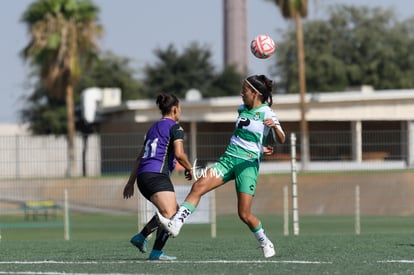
[
  {"x1": 77, "y1": 52, "x2": 145, "y2": 101},
  {"x1": 21, "y1": 41, "x2": 240, "y2": 134},
  {"x1": 275, "y1": 5, "x2": 414, "y2": 93},
  {"x1": 22, "y1": 0, "x2": 99, "y2": 23},
  {"x1": 205, "y1": 65, "x2": 243, "y2": 97},
  {"x1": 143, "y1": 43, "x2": 242, "y2": 98},
  {"x1": 20, "y1": 0, "x2": 102, "y2": 154},
  {"x1": 273, "y1": 0, "x2": 308, "y2": 18},
  {"x1": 20, "y1": 85, "x2": 68, "y2": 135},
  {"x1": 20, "y1": 3, "x2": 242, "y2": 134},
  {"x1": 21, "y1": 52, "x2": 144, "y2": 134},
  {"x1": 21, "y1": 0, "x2": 102, "y2": 95}
]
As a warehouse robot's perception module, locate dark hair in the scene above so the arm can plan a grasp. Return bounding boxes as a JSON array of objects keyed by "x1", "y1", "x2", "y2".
[
  {"x1": 156, "y1": 93, "x2": 180, "y2": 116},
  {"x1": 246, "y1": 75, "x2": 274, "y2": 107}
]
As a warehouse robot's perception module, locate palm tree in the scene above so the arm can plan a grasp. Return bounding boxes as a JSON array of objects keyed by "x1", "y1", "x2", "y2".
[
  {"x1": 272, "y1": 0, "x2": 310, "y2": 169},
  {"x1": 21, "y1": 0, "x2": 102, "y2": 176}
]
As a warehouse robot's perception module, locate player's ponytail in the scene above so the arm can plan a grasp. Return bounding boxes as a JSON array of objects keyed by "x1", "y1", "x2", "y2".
[{"x1": 156, "y1": 93, "x2": 179, "y2": 116}]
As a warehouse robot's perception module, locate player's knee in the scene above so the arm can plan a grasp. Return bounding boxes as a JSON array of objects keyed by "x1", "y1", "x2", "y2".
[
  {"x1": 238, "y1": 211, "x2": 251, "y2": 224},
  {"x1": 190, "y1": 182, "x2": 209, "y2": 197},
  {"x1": 158, "y1": 207, "x2": 177, "y2": 219}
]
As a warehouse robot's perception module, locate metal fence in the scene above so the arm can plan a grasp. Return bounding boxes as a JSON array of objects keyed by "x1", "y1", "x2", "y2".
[
  {"x1": 0, "y1": 130, "x2": 410, "y2": 179},
  {"x1": 0, "y1": 130, "x2": 413, "y2": 238}
]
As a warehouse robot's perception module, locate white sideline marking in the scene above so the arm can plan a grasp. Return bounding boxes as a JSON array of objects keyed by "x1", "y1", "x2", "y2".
[
  {"x1": 378, "y1": 260, "x2": 414, "y2": 263},
  {"x1": 178, "y1": 260, "x2": 332, "y2": 264},
  {"x1": 0, "y1": 273, "x2": 136, "y2": 275},
  {"x1": 0, "y1": 260, "x2": 331, "y2": 265}
]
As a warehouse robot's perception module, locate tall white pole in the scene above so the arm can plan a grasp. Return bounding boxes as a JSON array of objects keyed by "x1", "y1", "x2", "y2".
[
  {"x1": 291, "y1": 133, "x2": 300, "y2": 235},
  {"x1": 283, "y1": 185, "x2": 289, "y2": 236},
  {"x1": 210, "y1": 190, "x2": 217, "y2": 238},
  {"x1": 355, "y1": 185, "x2": 360, "y2": 235},
  {"x1": 137, "y1": 193, "x2": 142, "y2": 229},
  {"x1": 64, "y1": 189, "x2": 70, "y2": 241}
]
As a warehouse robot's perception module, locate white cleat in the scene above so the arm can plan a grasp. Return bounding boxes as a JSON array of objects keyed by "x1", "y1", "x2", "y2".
[
  {"x1": 156, "y1": 211, "x2": 181, "y2": 238},
  {"x1": 261, "y1": 241, "x2": 276, "y2": 258}
]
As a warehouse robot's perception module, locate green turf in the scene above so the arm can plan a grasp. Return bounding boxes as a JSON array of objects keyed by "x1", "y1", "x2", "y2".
[{"x1": 1, "y1": 214, "x2": 414, "y2": 274}]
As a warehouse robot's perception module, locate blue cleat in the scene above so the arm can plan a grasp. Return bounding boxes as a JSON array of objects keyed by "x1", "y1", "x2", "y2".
[
  {"x1": 130, "y1": 233, "x2": 147, "y2": 253},
  {"x1": 148, "y1": 249, "x2": 176, "y2": 261}
]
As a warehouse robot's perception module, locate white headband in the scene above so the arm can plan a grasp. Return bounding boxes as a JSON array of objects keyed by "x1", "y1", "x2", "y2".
[{"x1": 245, "y1": 79, "x2": 263, "y2": 96}]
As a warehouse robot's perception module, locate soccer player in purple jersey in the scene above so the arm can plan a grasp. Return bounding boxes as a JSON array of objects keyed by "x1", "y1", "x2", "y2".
[{"x1": 123, "y1": 93, "x2": 193, "y2": 261}]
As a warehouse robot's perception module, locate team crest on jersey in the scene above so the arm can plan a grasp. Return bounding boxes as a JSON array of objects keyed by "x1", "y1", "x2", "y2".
[{"x1": 253, "y1": 112, "x2": 260, "y2": 121}]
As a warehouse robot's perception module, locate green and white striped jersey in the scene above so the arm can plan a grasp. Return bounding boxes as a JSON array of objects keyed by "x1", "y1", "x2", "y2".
[{"x1": 225, "y1": 103, "x2": 282, "y2": 161}]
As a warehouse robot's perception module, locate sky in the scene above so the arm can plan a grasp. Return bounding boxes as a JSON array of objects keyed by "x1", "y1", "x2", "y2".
[{"x1": 0, "y1": 0, "x2": 413, "y2": 124}]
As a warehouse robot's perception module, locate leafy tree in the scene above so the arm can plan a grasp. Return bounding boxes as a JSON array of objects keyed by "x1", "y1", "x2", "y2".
[
  {"x1": 21, "y1": 52, "x2": 144, "y2": 135},
  {"x1": 205, "y1": 65, "x2": 243, "y2": 97},
  {"x1": 77, "y1": 51, "x2": 145, "y2": 100},
  {"x1": 274, "y1": 5, "x2": 414, "y2": 93},
  {"x1": 143, "y1": 43, "x2": 242, "y2": 98},
  {"x1": 21, "y1": 84, "x2": 68, "y2": 135},
  {"x1": 21, "y1": 0, "x2": 102, "y2": 176},
  {"x1": 271, "y1": 0, "x2": 310, "y2": 167}
]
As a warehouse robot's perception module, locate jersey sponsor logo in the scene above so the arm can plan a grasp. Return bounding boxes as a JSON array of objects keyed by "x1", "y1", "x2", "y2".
[{"x1": 237, "y1": 117, "x2": 250, "y2": 129}]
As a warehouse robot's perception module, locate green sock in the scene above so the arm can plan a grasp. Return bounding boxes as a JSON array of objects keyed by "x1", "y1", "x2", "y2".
[
  {"x1": 173, "y1": 201, "x2": 196, "y2": 225},
  {"x1": 251, "y1": 222, "x2": 263, "y2": 233},
  {"x1": 252, "y1": 222, "x2": 269, "y2": 245},
  {"x1": 181, "y1": 201, "x2": 196, "y2": 213}
]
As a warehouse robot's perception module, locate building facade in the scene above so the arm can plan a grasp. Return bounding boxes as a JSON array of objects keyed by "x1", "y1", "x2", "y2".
[{"x1": 96, "y1": 88, "x2": 414, "y2": 173}]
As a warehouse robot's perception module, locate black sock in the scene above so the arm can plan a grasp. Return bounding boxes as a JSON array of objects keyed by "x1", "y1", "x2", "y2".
[
  {"x1": 153, "y1": 228, "x2": 170, "y2": 251},
  {"x1": 140, "y1": 215, "x2": 158, "y2": 237}
]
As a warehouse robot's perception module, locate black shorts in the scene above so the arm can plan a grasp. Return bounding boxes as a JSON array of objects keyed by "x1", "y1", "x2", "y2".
[{"x1": 137, "y1": 172, "x2": 175, "y2": 201}]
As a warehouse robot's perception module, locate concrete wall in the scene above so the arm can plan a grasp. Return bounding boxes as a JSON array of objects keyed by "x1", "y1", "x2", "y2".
[
  {"x1": 1, "y1": 170, "x2": 413, "y2": 216},
  {"x1": 0, "y1": 134, "x2": 101, "y2": 178}
]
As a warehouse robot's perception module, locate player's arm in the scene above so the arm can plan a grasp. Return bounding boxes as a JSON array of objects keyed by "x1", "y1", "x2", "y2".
[
  {"x1": 174, "y1": 139, "x2": 193, "y2": 181},
  {"x1": 264, "y1": 114, "x2": 286, "y2": 144},
  {"x1": 123, "y1": 147, "x2": 144, "y2": 199},
  {"x1": 273, "y1": 124, "x2": 286, "y2": 144}
]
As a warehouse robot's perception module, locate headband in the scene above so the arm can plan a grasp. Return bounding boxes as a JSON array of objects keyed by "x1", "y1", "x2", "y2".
[{"x1": 245, "y1": 79, "x2": 263, "y2": 96}]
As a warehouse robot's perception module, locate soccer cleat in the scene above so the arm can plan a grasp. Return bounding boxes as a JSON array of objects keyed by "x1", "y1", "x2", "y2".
[
  {"x1": 261, "y1": 241, "x2": 276, "y2": 258},
  {"x1": 130, "y1": 233, "x2": 147, "y2": 253},
  {"x1": 156, "y1": 211, "x2": 181, "y2": 238},
  {"x1": 148, "y1": 250, "x2": 176, "y2": 261}
]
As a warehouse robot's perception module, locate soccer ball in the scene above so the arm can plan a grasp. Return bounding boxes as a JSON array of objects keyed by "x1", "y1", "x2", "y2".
[{"x1": 250, "y1": 35, "x2": 275, "y2": 59}]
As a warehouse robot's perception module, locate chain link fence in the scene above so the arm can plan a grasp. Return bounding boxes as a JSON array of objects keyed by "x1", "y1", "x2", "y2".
[{"x1": 0, "y1": 130, "x2": 413, "y2": 238}]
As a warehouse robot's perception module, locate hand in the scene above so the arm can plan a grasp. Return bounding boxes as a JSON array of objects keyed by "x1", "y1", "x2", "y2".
[
  {"x1": 263, "y1": 145, "x2": 274, "y2": 156},
  {"x1": 123, "y1": 182, "x2": 135, "y2": 199},
  {"x1": 184, "y1": 169, "x2": 193, "y2": 181},
  {"x1": 263, "y1": 118, "x2": 276, "y2": 128}
]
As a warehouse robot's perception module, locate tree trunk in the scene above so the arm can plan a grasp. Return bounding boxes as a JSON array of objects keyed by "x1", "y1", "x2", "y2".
[
  {"x1": 66, "y1": 84, "x2": 76, "y2": 177},
  {"x1": 295, "y1": 13, "x2": 310, "y2": 170}
]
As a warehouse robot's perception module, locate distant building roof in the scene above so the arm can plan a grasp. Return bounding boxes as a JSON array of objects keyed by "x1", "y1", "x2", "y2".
[
  {"x1": 0, "y1": 123, "x2": 29, "y2": 135},
  {"x1": 97, "y1": 89, "x2": 414, "y2": 123}
]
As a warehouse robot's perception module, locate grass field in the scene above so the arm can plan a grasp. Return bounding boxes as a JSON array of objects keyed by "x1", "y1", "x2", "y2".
[{"x1": 1, "y1": 214, "x2": 414, "y2": 274}]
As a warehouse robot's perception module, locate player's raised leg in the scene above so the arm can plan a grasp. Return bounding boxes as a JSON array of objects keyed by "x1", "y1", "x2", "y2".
[{"x1": 158, "y1": 170, "x2": 224, "y2": 237}]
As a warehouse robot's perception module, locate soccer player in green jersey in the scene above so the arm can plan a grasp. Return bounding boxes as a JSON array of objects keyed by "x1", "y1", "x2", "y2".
[{"x1": 157, "y1": 75, "x2": 286, "y2": 258}]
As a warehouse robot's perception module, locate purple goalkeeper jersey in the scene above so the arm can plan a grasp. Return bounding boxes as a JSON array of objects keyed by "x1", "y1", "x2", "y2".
[{"x1": 137, "y1": 118, "x2": 185, "y2": 175}]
